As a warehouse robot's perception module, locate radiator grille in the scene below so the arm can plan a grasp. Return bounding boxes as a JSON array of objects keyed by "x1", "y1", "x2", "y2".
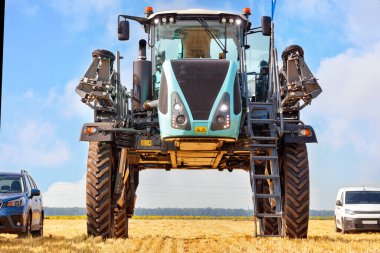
[{"x1": 171, "y1": 59, "x2": 229, "y2": 120}]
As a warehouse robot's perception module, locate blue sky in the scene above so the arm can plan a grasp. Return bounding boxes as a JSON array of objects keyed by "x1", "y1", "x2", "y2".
[{"x1": 1, "y1": 0, "x2": 380, "y2": 209}]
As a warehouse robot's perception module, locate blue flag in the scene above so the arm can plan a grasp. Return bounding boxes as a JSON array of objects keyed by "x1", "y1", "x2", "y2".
[{"x1": 272, "y1": 0, "x2": 277, "y2": 19}]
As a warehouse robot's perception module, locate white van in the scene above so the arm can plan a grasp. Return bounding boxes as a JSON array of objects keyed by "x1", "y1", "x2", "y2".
[{"x1": 335, "y1": 187, "x2": 380, "y2": 233}]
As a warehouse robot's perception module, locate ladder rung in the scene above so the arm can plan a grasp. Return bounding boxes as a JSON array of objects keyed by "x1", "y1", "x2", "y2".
[
  {"x1": 250, "y1": 143, "x2": 277, "y2": 148},
  {"x1": 252, "y1": 156, "x2": 278, "y2": 161},
  {"x1": 256, "y1": 234, "x2": 283, "y2": 238},
  {"x1": 255, "y1": 193, "x2": 280, "y2": 198},
  {"x1": 249, "y1": 103, "x2": 272, "y2": 109},
  {"x1": 251, "y1": 119, "x2": 276, "y2": 123},
  {"x1": 252, "y1": 136, "x2": 277, "y2": 141},
  {"x1": 256, "y1": 213, "x2": 282, "y2": 218},
  {"x1": 253, "y1": 175, "x2": 280, "y2": 179}
]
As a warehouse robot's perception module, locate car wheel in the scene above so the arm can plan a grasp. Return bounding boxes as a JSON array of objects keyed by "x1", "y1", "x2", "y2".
[
  {"x1": 32, "y1": 214, "x2": 44, "y2": 237},
  {"x1": 18, "y1": 213, "x2": 32, "y2": 238}
]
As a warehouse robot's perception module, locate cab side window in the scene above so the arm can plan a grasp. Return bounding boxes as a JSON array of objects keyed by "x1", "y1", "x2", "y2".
[
  {"x1": 30, "y1": 176, "x2": 38, "y2": 189},
  {"x1": 27, "y1": 175, "x2": 36, "y2": 190},
  {"x1": 24, "y1": 176, "x2": 32, "y2": 195}
]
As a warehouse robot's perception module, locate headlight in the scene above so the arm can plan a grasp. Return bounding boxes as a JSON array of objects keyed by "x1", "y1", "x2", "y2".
[
  {"x1": 173, "y1": 103, "x2": 181, "y2": 111},
  {"x1": 171, "y1": 92, "x2": 191, "y2": 130},
  {"x1": 211, "y1": 92, "x2": 230, "y2": 131},
  {"x1": 345, "y1": 209, "x2": 355, "y2": 215},
  {"x1": 6, "y1": 197, "x2": 25, "y2": 207}
]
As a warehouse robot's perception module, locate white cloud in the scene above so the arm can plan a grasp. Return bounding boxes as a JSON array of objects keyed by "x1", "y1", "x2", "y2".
[
  {"x1": 43, "y1": 176, "x2": 86, "y2": 207},
  {"x1": 343, "y1": 0, "x2": 380, "y2": 47},
  {"x1": 0, "y1": 120, "x2": 70, "y2": 168},
  {"x1": 60, "y1": 79, "x2": 93, "y2": 119},
  {"x1": 303, "y1": 42, "x2": 380, "y2": 209}
]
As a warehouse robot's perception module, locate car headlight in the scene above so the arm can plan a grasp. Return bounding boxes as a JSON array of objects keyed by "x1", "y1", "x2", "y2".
[
  {"x1": 6, "y1": 197, "x2": 25, "y2": 207},
  {"x1": 171, "y1": 92, "x2": 191, "y2": 130},
  {"x1": 211, "y1": 92, "x2": 230, "y2": 131},
  {"x1": 345, "y1": 209, "x2": 355, "y2": 215}
]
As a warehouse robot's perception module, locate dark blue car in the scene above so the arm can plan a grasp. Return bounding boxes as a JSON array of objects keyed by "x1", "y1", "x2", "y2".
[{"x1": 0, "y1": 170, "x2": 44, "y2": 237}]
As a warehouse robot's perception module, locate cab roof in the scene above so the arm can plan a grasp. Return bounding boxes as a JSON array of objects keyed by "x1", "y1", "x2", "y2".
[
  {"x1": 339, "y1": 187, "x2": 380, "y2": 192},
  {"x1": 148, "y1": 9, "x2": 248, "y2": 21},
  {"x1": 0, "y1": 172, "x2": 23, "y2": 176}
]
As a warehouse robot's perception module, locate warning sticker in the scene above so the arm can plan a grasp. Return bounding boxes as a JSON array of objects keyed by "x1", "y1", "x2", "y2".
[
  {"x1": 194, "y1": 126, "x2": 207, "y2": 133},
  {"x1": 140, "y1": 140, "x2": 152, "y2": 146}
]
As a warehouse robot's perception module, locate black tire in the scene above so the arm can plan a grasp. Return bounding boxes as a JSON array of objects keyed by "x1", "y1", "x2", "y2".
[
  {"x1": 261, "y1": 182, "x2": 280, "y2": 235},
  {"x1": 114, "y1": 208, "x2": 128, "y2": 238},
  {"x1": 126, "y1": 166, "x2": 139, "y2": 216},
  {"x1": 113, "y1": 180, "x2": 128, "y2": 238},
  {"x1": 86, "y1": 142, "x2": 114, "y2": 238},
  {"x1": 32, "y1": 213, "x2": 44, "y2": 237},
  {"x1": 335, "y1": 217, "x2": 342, "y2": 233},
  {"x1": 19, "y1": 212, "x2": 32, "y2": 238},
  {"x1": 281, "y1": 143, "x2": 310, "y2": 239},
  {"x1": 281, "y1": 45, "x2": 304, "y2": 63},
  {"x1": 341, "y1": 219, "x2": 346, "y2": 234}
]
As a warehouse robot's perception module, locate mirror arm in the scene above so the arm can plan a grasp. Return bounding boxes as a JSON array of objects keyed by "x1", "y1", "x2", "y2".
[{"x1": 118, "y1": 15, "x2": 148, "y2": 25}]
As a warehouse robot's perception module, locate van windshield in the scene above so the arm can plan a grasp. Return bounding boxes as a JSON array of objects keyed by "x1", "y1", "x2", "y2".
[{"x1": 345, "y1": 191, "x2": 380, "y2": 204}]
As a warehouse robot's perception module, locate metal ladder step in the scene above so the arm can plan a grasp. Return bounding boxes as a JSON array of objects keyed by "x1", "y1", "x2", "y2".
[
  {"x1": 256, "y1": 213, "x2": 282, "y2": 218},
  {"x1": 255, "y1": 193, "x2": 281, "y2": 199},
  {"x1": 250, "y1": 143, "x2": 277, "y2": 148},
  {"x1": 256, "y1": 234, "x2": 283, "y2": 238},
  {"x1": 253, "y1": 175, "x2": 280, "y2": 180},
  {"x1": 251, "y1": 136, "x2": 277, "y2": 141},
  {"x1": 251, "y1": 119, "x2": 276, "y2": 123},
  {"x1": 252, "y1": 156, "x2": 278, "y2": 161}
]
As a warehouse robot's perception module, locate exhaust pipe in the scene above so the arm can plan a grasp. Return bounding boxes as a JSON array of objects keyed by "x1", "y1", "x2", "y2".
[
  {"x1": 132, "y1": 39, "x2": 152, "y2": 111},
  {"x1": 138, "y1": 39, "x2": 147, "y2": 60}
]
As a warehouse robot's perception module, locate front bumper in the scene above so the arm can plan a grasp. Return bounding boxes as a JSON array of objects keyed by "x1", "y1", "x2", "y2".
[
  {"x1": 0, "y1": 208, "x2": 27, "y2": 234},
  {"x1": 344, "y1": 217, "x2": 380, "y2": 232}
]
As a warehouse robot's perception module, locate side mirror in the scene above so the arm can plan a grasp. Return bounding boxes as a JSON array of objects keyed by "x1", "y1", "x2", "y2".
[
  {"x1": 31, "y1": 189, "x2": 40, "y2": 197},
  {"x1": 261, "y1": 16, "x2": 272, "y2": 36},
  {"x1": 336, "y1": 200, "x2": 343, "y2": 206},
  {"x1": 118, "y1": 20, "x2": 130, "y2": 41}
]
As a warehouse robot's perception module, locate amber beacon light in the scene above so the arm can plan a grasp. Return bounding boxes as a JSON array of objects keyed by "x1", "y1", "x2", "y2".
[
  {"x1": 145, "y1": 6, "x2": 154, "y2": 16},
  {"x1": 243, "y1": 7, "x2": 251, "y2": 16}
]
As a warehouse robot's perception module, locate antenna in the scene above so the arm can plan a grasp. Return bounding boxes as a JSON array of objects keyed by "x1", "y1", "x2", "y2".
[{"x1": 363, "y1": 185, "x2": 366, "y2": 191}]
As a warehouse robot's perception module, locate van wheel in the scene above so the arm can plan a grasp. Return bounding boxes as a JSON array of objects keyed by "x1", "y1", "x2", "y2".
[
  {"x1": 341, "y1": 219, "x2": 346, "y2": 234},
  {"x1": 335, "y1": 217, "x2": 341, "y2": 232}
]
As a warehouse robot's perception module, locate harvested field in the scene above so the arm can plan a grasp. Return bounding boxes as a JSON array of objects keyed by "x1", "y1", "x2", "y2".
[{"x1": 0, "y1": 219, "x2": 379, "y2": 252}]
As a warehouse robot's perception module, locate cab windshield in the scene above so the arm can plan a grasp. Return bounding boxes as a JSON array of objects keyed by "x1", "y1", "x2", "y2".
[
  {"x1": 0, "y1": 175, "x2": 25, "y2": 193},
  {"x1": 345, "y1": 191, "x2": 380, "y2": 204},
  {"x1": 154, "y1": 19, "x2": 242, "y2": 69}
]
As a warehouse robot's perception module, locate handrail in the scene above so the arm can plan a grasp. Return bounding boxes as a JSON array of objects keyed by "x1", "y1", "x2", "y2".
[{"x1": 269, "y1": 22, "x2": 284, "y2": 137}]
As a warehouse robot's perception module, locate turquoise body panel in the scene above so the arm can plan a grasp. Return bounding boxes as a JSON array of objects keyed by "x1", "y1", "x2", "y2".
[{"x1": 158, "y1": 60, "x2": 242, "y2": 140}]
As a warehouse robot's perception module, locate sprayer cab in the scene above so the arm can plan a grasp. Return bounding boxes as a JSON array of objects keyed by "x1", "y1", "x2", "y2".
[{"x1": 117, "y1": 9, "x2": 273, "y2": 140}]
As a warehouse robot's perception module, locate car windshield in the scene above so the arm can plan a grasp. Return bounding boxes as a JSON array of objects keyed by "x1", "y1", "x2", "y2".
[
  {"x1": 345, "y1": 191, "x2": 380, "y2": 204},
  {"x1": 0, "y1": 175, "x2": 24, "y2": 193}
]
